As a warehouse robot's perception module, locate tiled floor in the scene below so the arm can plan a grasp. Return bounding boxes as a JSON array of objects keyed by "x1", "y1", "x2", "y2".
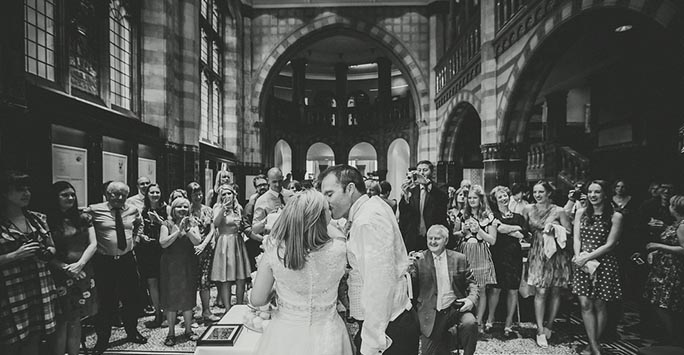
[{"x1": 83, "y1": 289, "x2": 664, "y2": 354}]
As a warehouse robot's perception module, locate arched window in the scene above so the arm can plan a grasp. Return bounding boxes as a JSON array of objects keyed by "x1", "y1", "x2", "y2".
[
  {"x1": 200, "y1": 0, "x2": 224, "y2": 146},
  {"x1": 109, "y1": 0, "x2": 132, "y2": 109}
]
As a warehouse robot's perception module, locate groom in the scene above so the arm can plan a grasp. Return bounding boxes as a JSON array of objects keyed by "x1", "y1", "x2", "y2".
[{"x1": 320, "y1": 165, "x2": 419, "y2": 355}]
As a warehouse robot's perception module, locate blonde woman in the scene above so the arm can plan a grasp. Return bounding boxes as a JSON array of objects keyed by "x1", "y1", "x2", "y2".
[
  {"x1": 208, "y1": 170, "x2": 238, "y2": 207},
  {"x1": 211, "y1": 184, "x2": 251, "y2": 311},
  {"x1": 458, "y1": 184, "x2": 497, "y2": 333},
  {"x1": 159, "y1": 197, "x2": 202, "y2": 346},
  {"x1": 251, "y1": 189, "x2": 352, "y2": 355}
]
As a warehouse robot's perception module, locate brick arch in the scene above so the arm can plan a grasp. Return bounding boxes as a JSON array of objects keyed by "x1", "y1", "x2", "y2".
[
  {"x1": 498, "y1": 0, "x2": 684, "y2": 142},
  {"x1": 250, "y1": 14, "x2": 430, "y2": 125},
  {"x1": 438, "y1": 101, "x2": 481, "y2": 162}
]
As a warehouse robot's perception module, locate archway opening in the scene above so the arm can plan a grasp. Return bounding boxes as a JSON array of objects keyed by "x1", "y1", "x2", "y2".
[
  {"x1": 503, "y1": 8, "x2": 684, "y2": 193},
  {"x1": 306, "y1": 142, "x2": 335, "y2": 180},
  {"x1": 348, "y1": 142, "x2": 377, "y2": 177},
  {"x1": 387, "y1": 138, "x2": 410, "y2": 201},
  {"x1": 439, "y1": 102, "x2": 483, "y2": 187},
  {"x1": 274, "y1": 140, "x2": 292, "y2": 177}
]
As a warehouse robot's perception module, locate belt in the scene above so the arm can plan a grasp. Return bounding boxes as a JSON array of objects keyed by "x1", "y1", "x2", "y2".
[{"x1": 97, "y1": 250, "x2": 133, "y2": 260}]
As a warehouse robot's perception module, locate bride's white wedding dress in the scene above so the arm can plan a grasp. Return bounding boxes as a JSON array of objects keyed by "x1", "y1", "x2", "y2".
[{"x1": 255, "y1": 225, "x2": 353, "y2": 355}]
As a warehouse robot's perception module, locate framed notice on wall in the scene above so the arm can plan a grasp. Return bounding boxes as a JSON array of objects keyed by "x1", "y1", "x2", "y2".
[
  {"x1": 138, "y1": 158, "x2": 157, "y2": 183},
  {"x1": 52, "y1": 144, "x2": 88, "y2": 208},
  {"x1": 103, "y1": 151, "x2": 128, "y2": 184}
]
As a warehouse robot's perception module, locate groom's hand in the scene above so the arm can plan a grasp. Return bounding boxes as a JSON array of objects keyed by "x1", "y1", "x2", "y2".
[{"x1": 457, "y1": 298, "x2": 474, "y2": 312}]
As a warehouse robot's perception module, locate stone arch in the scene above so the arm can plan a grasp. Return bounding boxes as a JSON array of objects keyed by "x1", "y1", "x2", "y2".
[
  {"x1": 251, "y1": 15, "x2": 430, "y2": 126},
  {"x1": 438, "y1": 101, "x2": 482, "y2": 163},
  {"x1": 498, "y1": 0, "x2": 684, "y2": 142}
]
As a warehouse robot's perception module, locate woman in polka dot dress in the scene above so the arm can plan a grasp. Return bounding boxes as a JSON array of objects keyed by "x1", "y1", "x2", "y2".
[{"x1": 572, "y1": 180, "x2": 623, "y2": 355}]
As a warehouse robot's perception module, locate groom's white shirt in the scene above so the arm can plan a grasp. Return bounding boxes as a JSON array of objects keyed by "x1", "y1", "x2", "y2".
[{"x1": 347, "y1": 194, "x2": 412, "y2": 355}]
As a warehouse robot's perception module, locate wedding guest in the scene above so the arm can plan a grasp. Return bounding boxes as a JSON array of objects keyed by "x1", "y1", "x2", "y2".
[
  {"x1": 572, "y1": 180, "x2": 623, "y2": 355},
  {"x1": 458, "y1": 185, "x2": 497, "y2": 332},
  {"x1": 251, "y1": 189, "x2": 353, "y2": 354},
  {"x1": 252, "y1": 168, "x2": 294, "y2": 236},
  {"x1": 0, "y1": 171, "x2": 59, "y2": 355},
  {"x1": 632, "y1": 182, "x2": 674, "y2": 334},
  {"x1": 365, "y1": 180, "x2": 381, "y2": 197},
  {"x1": 486, "y1": 186, "x2": 527, "y2": 337},
  {"x1": 243, "y1": 175, "x2": 269, "y2": 270},
  {"x1": 159, "y1": 197, "x2": 202, "y2": 346},
  {"x1": 211, "y1": 184, "x2": 251, "y2": 311},
  {"x1": 524, "y1": 181, "x2": 572, "y2": 348},
  {"x1": 126, "y1": 177, "x2": 151, "y2": 212},
  {"x1": 287, "y1": 179, "x2": 302, "y2": 192},
  {"x1": 137, "y1": 183, "x2": 167, "y2": 328},
  {"x1": 167, "y1": 189, "x2": 187, "y2": 217},
  {"x1": 208, "y1": 170, "x2": 235, "y2": 207},
  {"x1": 399, "y1": 161, "x2": 449, "y2": 252},
  {"x1": 47, "y1": 181, "x2": 98, "y2": 355},
  {"x1": 88, "y1": 181, "x2": 147, "y2": 353},
  {"x1": 643, "y1": 195, "x2": 684, "y2": 346},
  {"x1": 448, "y1": 186, "x2": 468, "y2": 243},
  {"x1": 509, "y1": 183, "x2": 529, "y2": 215},
  {"x1": 411, "y1": 225, "x2": 479, "y2": 355},
  {"x1": 186, "y1": 182, "x2": 219, "y2": 324},
  {"x1": 460, "y1": 179, "x2": 472, "y2": 190},
  {"x1": 379, "y1": 180, "x2": 397, "y2": 213},
  {"x1": 320, "y1": 164, "x2": 419, "y2": 355}
]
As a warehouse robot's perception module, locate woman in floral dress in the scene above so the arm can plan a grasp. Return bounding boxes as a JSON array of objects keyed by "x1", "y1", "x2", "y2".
[
  {"x1": 0, "y1": 171, "x2": 59, "y2": 355},
  {"x1": 186, "y1": 181, "x2": 219, "y2": 324},
  {"x1": 458, "y1": 184, "x2": 497, "y2": 332},
  {"x1": 524, "y1": 180, "x2": 572, "y2": 348},
  {"x1": 47, "y1": 181, "x2": 98, "y2": 355},
  {"x1": 644, "y1": 195, "x2": 684, "y2": 346},
  {"x1": 572, "y1": 180, "x2": 623, "y2": 355}
]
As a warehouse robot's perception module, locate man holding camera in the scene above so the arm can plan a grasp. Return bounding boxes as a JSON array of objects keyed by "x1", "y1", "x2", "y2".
[
  {"x1": 410, "y1": 225, "x2": 479, "y2": 355},
  {"x1": 399, "y1": 160, "x2": 449, "y2": 252}
]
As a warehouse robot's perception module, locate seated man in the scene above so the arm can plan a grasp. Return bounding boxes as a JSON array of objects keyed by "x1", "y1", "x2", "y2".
[{"x1": 410, "y1": 225, "x2": 479, "y2": 355}]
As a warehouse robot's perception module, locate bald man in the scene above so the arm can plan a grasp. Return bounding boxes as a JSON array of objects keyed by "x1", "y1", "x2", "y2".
[
  {"x1": 88, "y1": 182, "x2": 147, "y2": 353},
  {"x1": 252, "y1": 167, "x2": 294, "y2": 236}
]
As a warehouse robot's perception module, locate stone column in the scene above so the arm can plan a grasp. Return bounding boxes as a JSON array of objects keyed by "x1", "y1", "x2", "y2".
[
  {"x1": 545, "y1": 90, "x2": 568, "y2": 143},
  {"x1": 507, "y1": 143, "x2": 526, "y2": 185},
  {"x1": 481, "y1": 143, "x2": 508, "y2": 192},
  {"x1": 334, "y1": 63, "x2": 348, "y2": 127},
  {"x1": 291, "y1": 58, "x2": 307, "y2": 106},
  {"x1": 291, "y1": 141, "x2": 306, "y2": 182}
]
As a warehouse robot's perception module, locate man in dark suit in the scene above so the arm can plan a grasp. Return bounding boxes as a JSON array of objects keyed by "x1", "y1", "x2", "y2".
[
  {"x1": 399, "y1": 160, "x2": 450, "y2": 252},
  {"x1": 411, "y1": 225, "x2": 479, "y2": 355}
]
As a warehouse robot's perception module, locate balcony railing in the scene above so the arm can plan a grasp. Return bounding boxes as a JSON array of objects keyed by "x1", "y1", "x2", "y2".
[
  {"x1": 495, "y1": 0, "x2": 529, "y2": 33},
  {"x1": 435, "y1": 17, "x2": 481, "y2": 98},
  {"x1": 267, "y1": 96, "x2": 413, "y2": 129}
]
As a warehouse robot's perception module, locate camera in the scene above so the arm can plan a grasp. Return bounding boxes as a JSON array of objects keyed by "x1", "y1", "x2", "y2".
[
  {"x1": 21, "y1": 231, "x2": 54, "y2": 261},
  {"x1": 571, "y1": 183, "x2": 584, "y2": 200}
]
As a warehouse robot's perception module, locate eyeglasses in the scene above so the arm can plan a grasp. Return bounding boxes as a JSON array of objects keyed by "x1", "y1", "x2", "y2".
[{"x1": 108, "y1": 192, "x2": 127, "y2": 198}]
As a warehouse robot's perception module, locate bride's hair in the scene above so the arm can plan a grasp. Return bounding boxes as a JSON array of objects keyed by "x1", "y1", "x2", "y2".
[{"x1": 270, "y1": 189, "x2": 330, "y2": 270}]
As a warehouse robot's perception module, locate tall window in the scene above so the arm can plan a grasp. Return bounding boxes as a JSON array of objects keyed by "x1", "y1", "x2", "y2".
[
  {"x1": 109, "y1": 0, "x2": 132, "y2": 109},
  {"x1": 200, "y1": 0, "x2": 223, "y2": 146},
  {"x1": 24, "y1": 0, "x2": 56, "y2": 81}
]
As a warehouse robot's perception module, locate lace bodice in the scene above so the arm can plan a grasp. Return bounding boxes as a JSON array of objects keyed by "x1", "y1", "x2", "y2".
[{"x1": 263, "y1": 225, "x2": 347, "y2": 324}]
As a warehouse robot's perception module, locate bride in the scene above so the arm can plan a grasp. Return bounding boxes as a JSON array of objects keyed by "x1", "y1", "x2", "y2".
[{"x1": 250, "y1": 189, "x2": 353, "y2": 355}]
